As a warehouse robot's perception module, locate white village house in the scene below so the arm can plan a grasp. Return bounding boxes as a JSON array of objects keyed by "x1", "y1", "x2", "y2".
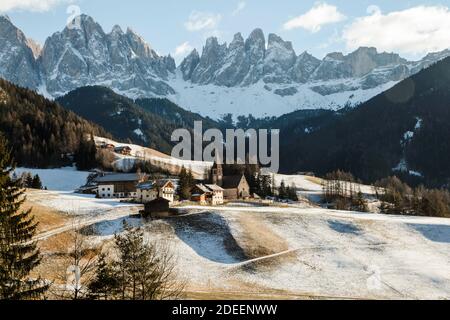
[
  {"x1": 204, "y1": 184, "x2": 224, "y2": 205},
  {"x1": 136, "y1": 180, "x2": 176, "y2": 203},
  {"x1": 95, "y1": 173, "x2": 146, "y2": 198}
]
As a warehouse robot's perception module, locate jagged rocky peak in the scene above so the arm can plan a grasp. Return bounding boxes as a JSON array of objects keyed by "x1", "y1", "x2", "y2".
[
  {"x1": 346, "y1": 47, "x2": 406, "y2": 77},
  {"x1": 65, "y1": 14, "x2": 105, "y2": 38},
  {"x1": 125, "y1": 27, "x2": 157, "y2": 59},
  {"x1": 230, "y1": 32, "x2": 245, "y2": 49},
  {"x1": 180, "y1": 49, "x2": 200, "y2": 80},
  {"x1": 244, "y1": 28, "x2": 266, "y2": 63},
  {"x1": 190, "y1": 37, "x2": 226, "y2": 84},
  {"x1": 325, "y1": 52, "x2": 345, "y2": 61},
  {"x1": 265, "y1": 33, "x2": 296, "y2": 74},
  {"x1": 0, "y1": 15, "x2": 41, "y2": 89},
  {"x1": 110, "y1": 24, "x2": 124, "y2": 35},
  {"x1": 291, "y1": 51, "x2": 321, "y2": 83},
  {"x1": 38, "y1": 13, "x2": 176, "y2": 97}
]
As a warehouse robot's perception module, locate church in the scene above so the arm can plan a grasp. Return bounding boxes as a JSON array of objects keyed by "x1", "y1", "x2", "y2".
[{"x1": 210, "y1": 162, "x2": 250, "y2": 200}]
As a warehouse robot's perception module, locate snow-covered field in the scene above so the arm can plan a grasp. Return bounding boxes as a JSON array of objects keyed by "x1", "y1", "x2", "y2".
[
  {"x1": 28, "y1": 183, "x2": 450, "y2": 299},
  {"x1": 26, "y1": 190, "x2": 138, "y2": 216},
  {"x1": 84, "y1": 205, "x2": 450, "y2": 299},
  {"x1": 14, "y1": 167, "x2": 90, "y2": 191}
]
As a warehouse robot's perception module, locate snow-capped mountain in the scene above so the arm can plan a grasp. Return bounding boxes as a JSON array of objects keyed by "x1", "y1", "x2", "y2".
[
  {"x1": 1, "y1": 14, "x2": 449, "y2": 118},
  {"x1": 40, "y1": 15, "x2": 175, "y2": 97},
  {"x1": 0, "y1": 15, "x2": 41, "y2": 89}
]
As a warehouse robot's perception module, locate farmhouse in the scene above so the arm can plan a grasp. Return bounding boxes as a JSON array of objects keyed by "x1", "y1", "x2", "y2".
[
  {"x1": 95, "y1": 173, "x2": 146, "y2": 198},
  {"x1": 136, "y1": 180, "x2": 176, "y2": 203},
  {"x1": 210, "y1": 162, "x2": 250, "y2": 200},
  {"x1": 191, "y1": 184, "x2": 224, "y2": 205},
  {"x1": 204, "y1": 184, "x2": 224, "y2": 205},
  {"x1": 191, "y1": 184, "x2": 210, "y2": 205}
]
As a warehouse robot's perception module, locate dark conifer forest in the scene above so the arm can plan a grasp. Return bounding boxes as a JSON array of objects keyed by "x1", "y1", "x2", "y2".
[{"x1": 0, "y1": 79, "x2": 110, "y2": 168}]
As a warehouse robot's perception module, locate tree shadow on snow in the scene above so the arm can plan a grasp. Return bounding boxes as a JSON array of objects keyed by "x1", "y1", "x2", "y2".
[
  {"x1": 328, "y1": 220, "x2": 362, "y2": 235},
  {"x1": 80, "y1": 215, "x2": 144, "y2": 237},
  {"x1": 167, "y1": 212, "x2": 248, "y2": 264},
  {"x1": 408, "y1": 224, "x2": 450, "y2": 244}
]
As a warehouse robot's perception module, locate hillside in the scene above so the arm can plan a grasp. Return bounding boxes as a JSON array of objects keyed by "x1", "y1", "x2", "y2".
[
  {"x1": 0, "y1": 79, "x2": 109, "y2": 168},
  {"x1": 279, "y1": 57, "x2": 450, "y2": 187},
  {"x1": 135, "y1": 97, "x2": 218, "y2": 129},
  {"x1": 56, "y1": 86, "x2": 185, "y2": 154}
]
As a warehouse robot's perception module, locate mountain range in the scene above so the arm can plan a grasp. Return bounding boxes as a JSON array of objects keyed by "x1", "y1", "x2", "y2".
[{"x1": 1, "y1": 14, "x2": 450, "y2": 118}]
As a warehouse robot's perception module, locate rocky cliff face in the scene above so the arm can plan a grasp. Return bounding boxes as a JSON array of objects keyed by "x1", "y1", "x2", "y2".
[
  {"x1": 180, "y1": 30, "x2": 446, "y2": 91},
  {"x1": 39, "y1": 15, "x2": 175, "y2": 97},
  {"x1": 0, "y1": 15, "x2": 41, "y2": 89},
  {"x1": 0, "y1": 15, "x2": 449, "y2": 118}
]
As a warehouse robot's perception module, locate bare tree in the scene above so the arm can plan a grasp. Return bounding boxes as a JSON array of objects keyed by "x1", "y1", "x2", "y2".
[{"x1": 51, "y1": 223, "x2": 98, "y2": 300}]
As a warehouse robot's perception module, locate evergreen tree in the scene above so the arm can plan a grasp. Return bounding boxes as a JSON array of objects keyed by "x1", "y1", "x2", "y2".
[
  {"x1": 0, "y1": 136, "x2": 48, "y2": 299},
  {"x1": 178, "y1": 166, "x2": 193, "y2": 200},
  {"x1": 25, "y1": 173, "x2": 33, "y2": 189},
  {"x1": 31, "y1": 175, "x2": 42, "y2": 190},
  {"x1": 75, "y1": 134, "x2": 98, "y2": 171},
  {"x1": 278, "y1": 181, "x2": 287, "y2": 199},
  {"x1": 88, "y1": 253, "x2": 120, "y2": 300},
  {"x1": 287, "y1": 184, "x2": 298, "y2": 201}
]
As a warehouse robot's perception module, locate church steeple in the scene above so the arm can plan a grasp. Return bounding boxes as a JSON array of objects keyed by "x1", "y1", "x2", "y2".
[{"x1": 211, "y1": 156, "x2": 223, "y2": 187}]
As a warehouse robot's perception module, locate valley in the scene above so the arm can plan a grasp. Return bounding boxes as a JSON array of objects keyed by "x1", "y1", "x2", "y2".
[{"x1": 24, "y1": 172, "x2": 450, "y2": 300}]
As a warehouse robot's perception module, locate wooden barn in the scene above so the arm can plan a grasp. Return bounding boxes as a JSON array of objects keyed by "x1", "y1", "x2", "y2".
[{"x1": 142, "y1": 198, "x2": 171, "y2": 218}]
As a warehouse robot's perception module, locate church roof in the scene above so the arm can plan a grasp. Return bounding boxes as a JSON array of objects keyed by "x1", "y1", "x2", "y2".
[
  {"x1": 205, "y1": 184, "x2": 224, "y2": 192},
  {"x1": 222, "y1": 175, "x2": 245, "y2": 189}
]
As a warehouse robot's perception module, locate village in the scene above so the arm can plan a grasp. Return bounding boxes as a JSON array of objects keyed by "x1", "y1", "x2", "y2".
[{"x1": 80, "y1": 140, "x2": 264, "y2": 218}]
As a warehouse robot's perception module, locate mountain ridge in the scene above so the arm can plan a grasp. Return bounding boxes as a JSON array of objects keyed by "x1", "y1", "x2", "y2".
[{"x1": 1, "y1": 14, "x2": 450, "y2": 118}]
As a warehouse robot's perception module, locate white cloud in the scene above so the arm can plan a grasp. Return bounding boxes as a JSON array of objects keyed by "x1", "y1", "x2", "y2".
[
  {"x1": 0, "y1": 0, "x2": 70, "y2": 13},
  {"x1": 232, "y1": 1, "x2": 246, "y2": 16},
  {"x1": 174, "y1": 42, "x2": 194, "y2": 57},
  {"x1": 343, "y1": 5, "x2": 450, "y2": 56},
  {"x1": 283, "y1": 2, "x2": 346, "y2": 32},
  {"x1": 185, "y1": 10, "x2": 222, "y2": 32}
]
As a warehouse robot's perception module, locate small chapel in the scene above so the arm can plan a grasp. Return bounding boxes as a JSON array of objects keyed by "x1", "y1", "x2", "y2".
[{"x1": 210, "y1": 161, "x2": 250, "y2": 200}]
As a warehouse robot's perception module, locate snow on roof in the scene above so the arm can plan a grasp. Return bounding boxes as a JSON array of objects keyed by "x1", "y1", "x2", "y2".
[
  {"x1": 194, "y1": 184, "x2": 211, "y2": 194},
  {"x1": 95, "y1": 173, "x2": 141, "y2": 183},
  {"x1": 205, "y1": 184, "x2": 224, "y2": 191}
]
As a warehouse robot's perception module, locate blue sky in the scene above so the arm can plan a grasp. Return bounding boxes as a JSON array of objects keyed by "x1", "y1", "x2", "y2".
[{"x1": 2, "y1": 0, "x2": 450, "y2": 63}]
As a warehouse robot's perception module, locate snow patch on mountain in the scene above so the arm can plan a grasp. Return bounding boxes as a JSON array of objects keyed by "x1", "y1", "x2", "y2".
[{"x1": 167, "y1": 70, "x2": 399, "y2": 119}]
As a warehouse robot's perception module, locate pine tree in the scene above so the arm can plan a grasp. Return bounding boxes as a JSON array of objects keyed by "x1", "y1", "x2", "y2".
[
  {"x1": 75, "y1": 134, "x2": 98, "y2": 171},
  {"x1": 0, "y1": 136, "x2": 48, "y2": 299},
  {"x1": 278, "y1": 181, "x2": 287, "y2": 200},
  {"x1": 178, "y1": 166, "x2": 193, "y2": 200},
  {"x1": 25, "y1": 173, "x2": 33, "y2": 189},
  {"x1": 31, "y1": 175, "x2": 42, "y2": 190},
  {"x1": 88, "y1": 253, "x2": 120, "y2": 300}
]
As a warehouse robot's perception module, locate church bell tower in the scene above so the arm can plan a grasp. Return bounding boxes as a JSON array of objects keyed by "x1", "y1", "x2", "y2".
[{"x1": 211, "y1": 159, "x2": 223, "y2": 187}]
